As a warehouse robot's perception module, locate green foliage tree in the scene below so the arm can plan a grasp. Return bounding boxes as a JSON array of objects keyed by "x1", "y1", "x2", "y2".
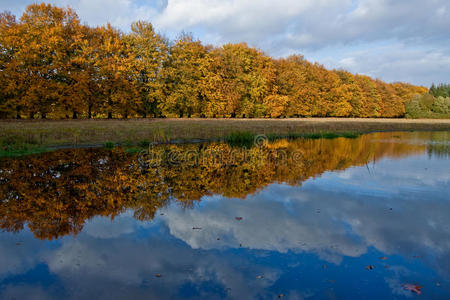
[
  {"x1": 432, "y1": 96, "x2": 450, "y2": 114},
  {"x1": 430, "y1": 83, "x2": 450, "y2": 98}
]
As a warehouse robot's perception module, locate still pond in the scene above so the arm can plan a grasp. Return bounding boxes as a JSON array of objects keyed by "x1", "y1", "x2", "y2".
[{"x1": 0, "y1": 131, "x2": 449, "y2": 299}]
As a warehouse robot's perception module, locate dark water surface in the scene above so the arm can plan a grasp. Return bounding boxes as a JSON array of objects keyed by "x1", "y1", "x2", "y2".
[{"x1": 0, "y1": 131, "x2": 449, "y2": 299}]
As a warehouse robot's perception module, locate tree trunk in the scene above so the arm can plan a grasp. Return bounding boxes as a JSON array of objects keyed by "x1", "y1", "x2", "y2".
[
  {"x1": 29, "y1": 112, "x2": 34, "y2": 119},
  {"x1": 88, "y1": 105, "x2": 92, "y2": 119},
  {"x1": 72, "y1": 111, "x2": 78, "y2": 119},
  {"x1": 108, "y1": 112, "x2": 112, "y2": 119},
  {"x1": 41, "y1": 113, "x2": 46, "y2": 119}
]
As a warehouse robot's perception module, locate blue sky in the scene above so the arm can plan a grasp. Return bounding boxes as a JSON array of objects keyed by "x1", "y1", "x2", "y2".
[{"x1": 2, "y1": 0, "x2": 450, "y2": 86}]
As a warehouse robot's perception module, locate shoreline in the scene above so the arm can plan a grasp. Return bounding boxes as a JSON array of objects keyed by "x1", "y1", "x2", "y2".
[{"x1": 1, "y1": 118, "x2": 449, "y2": 157}]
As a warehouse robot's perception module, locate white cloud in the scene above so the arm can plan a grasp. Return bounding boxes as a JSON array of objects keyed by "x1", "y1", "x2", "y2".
[{"x1": 314, "y1": 42, "x2": 450, "y2": 85}]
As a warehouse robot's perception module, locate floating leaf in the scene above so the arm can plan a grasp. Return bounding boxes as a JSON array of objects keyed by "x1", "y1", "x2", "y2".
[
  {"x1": 365, "y1": 265, "x2": 374, "y2": 270},
  {"x1": 379, "y1": 256, "x2": 388, "y2": 260},
  {"x1": 155, "y1": 274, "x2": 162, "y2": 278},
  {"x1": 403, "y1": 284, "x2": 422, "y2": 295},
  {"x1": 235, "y1": 217, "x2": 243, "y2": 221}
]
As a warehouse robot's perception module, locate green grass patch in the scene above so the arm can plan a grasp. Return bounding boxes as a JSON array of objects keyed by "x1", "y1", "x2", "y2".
[
  {"x1": 138, "y1": 140, "x2": 151, "y2": 147},
  {"x1": 104, "y1": 141, "x2": 115, "y2": 149},
  {"x1": 268, "y1": 131, "x2": 360, "y2": 141},
  {"x1": 0, "y1": 147, "x2": 49, "y2": 158},
  {"x1": 124, "y1": 146, "x2": 144, "y2": 154},
  {"x1": 225, "y1": 131, "x2": 256, "y2": 147},
  {"x1": 341, "y1": 132, "x2": 360, "y2": 139},
  {"x1": 0, "y1": 134, "x2": 50, "y2": 157}
]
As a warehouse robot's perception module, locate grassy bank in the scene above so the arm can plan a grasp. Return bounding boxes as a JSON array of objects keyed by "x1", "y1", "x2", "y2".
[{"x1": 1, "y1": 118, "x2": 449, "y2": 157}]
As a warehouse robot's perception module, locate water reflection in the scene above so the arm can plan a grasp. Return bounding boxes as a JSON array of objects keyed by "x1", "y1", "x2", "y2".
[{"x1": 0, "y1": 131, "x2": 449, "y2": 299}]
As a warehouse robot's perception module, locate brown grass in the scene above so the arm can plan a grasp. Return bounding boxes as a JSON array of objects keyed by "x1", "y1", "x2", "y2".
[{"x1": 1, "y1": 118, "x2": 449, "y2": 148}]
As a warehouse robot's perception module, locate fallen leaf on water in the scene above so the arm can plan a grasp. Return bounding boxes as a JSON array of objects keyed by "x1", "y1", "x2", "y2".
[
  {"x1": 436, "y1": 282, "x2": 441, "y2": 287},
  {"x1": 413, "y1": 255, "x2": 420, "y2": 259},
  {"x1": 278, "y1": 294, "x2": 284, "y2": 298},
  {"x1": 328, "y1": 280, "x2": 336, "y2": 284},
  {"x1": 385, "y1": 265, "x2": 390, "y2": 269},
  {"x1": 217, "y1": 237, "x2": 221, "y2": 240},
  {"x1": 235, "y1": 217, "x2": 243, "y2": 221},
  {"x1": 379, "y1": 257, "x2": 388, "y2": 260},
  {"x1": 192, "y1": 227, "x2": 202, "y2": 230},
  {"x1": 366, "y1": 265, "x2": 375, "y2": 270},
  {"x1": 256, "y1": 275, "x2": 264, "y2": 279},
  {"x1": 155, "y1": 274, "x2": 162, "y2": 278},
  {"x1": 323, "y1": 265, "x2": 328, "y2": 269},
  {"x1": 403, "y1": 284, "x2": 422, "y2": 295}
]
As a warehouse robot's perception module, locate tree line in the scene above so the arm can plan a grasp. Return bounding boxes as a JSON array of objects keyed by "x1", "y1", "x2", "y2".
[{"x1": 0, "y1": 3, "x2": 428, "y2": 120}]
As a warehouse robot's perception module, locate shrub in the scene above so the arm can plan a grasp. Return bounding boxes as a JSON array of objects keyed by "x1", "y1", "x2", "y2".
[{"x1": 432, "y1": 96, "x2": 450, "y2": 114}]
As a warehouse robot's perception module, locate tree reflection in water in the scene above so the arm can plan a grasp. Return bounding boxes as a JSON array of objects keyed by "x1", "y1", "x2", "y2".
[{"x1": 0, "y1": 131, "x2": 446, "y2": 240}]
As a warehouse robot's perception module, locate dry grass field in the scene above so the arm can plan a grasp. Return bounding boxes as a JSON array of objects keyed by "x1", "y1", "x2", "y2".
[{"x1": 1, "y1": 118, "x2": 449, "y2": 150}]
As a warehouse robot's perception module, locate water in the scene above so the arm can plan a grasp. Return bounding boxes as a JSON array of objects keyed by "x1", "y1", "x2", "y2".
[{"x1": 0, "y1": 131, "x2": 449, "y2": 299}]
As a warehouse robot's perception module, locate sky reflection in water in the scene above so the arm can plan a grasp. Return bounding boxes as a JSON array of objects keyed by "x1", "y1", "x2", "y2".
[{"x1": 0, "y1": 132, "x2": 449, "y2": 299}]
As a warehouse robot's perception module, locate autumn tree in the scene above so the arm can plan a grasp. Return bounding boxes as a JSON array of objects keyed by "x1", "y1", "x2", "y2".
[
  {"x1": 0, "y1": 3, "x2": 429, "y2": 119},
  {"x1": 17, "y1": 3, "x2": 81, "y2": 118},
  {"x1": 0, "y1": 12, "x2": 18, "y2": 118},
  {"x1": 203, "y1": 43, "x2": 277, "y2": 118},
  {"x1": 354, "y1": 75, "x2": 383, "y2": 117},
  {"x1": 125, "y1": 21, "x2": 168, "y2": 118},
  {"x1": 71, "y1": 26, "x2": 103, "y2": 119},
  {"x1": 161, "y1": 33, "x2": 210, "y2": 117},
  {"x1": 96, "y1": 24, "x2": 139, "y2": 118}
]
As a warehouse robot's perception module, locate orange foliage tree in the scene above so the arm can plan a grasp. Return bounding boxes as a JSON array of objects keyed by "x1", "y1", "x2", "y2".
[{"x1": 0, "y1": 3, "x2": 427, "y2": 119}]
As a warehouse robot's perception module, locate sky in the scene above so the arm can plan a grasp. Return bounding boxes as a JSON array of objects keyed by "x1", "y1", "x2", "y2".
[{"x1": 1, "y1": 0, "x2": 449, "y2": 86}]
